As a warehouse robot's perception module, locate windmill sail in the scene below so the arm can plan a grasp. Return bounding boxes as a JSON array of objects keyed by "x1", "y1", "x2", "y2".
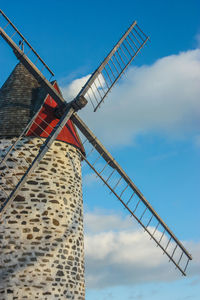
[
  {"x1": 0, "y1": 9, "x2": 54, "y2": 80},
  {"x1": 0, "y1": 9, "x2": 192, "y2": 277},
  {"x1": 77, "y1": 21, "x2": 149, "y2": 111},
  {"x1": 72, "y1": 113, "x2": 192, "y2": 276}
]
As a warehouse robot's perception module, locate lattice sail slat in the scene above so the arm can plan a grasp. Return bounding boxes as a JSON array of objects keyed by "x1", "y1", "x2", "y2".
[
  {"x1": 72, "y1": 114, "x2": 192, "y2": 276},
  {"x1": 77, "y1": 21, "x2": 149, "y2": 111}
]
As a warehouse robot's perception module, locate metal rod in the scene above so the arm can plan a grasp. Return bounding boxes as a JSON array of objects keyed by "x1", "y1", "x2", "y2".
[
  {"x1": 86, "y1": 91, "x2": 95, "y2": 109},
  {"x1": 107, "y1": 61, "x2": 117, "y2": 80},
  {"x1": 90, "y1": 84, "x2": 99, "y2": 105},
  {"x1": 133, "y1": 199, "x2": 141, "y2": 213},
  {"x1": 170, "y1": 245, "x2": 178, "y2": 261},
  {"x1": 31, "y1": 119, "x2": 53, "y2": 136},
  {"x1": 110, "y1": 57, "x2": 120, "y2": 75},
  {"x1": 136, "y1": 24, "x2": 148, "y2": 39},
  {"x1": 0, "y1": 187, "x2": 9, "y2": 206},
  {"x1": 0, "y1": 182, "x2": 9, "y2": 195},
  {"x1": 112, "y1": 176, "x2": 122, "y2": 191},
  {"x1": 119, "y1": 183, "x2": 129, "y2": 197},
  {"x1": 158, "y1": 229, "x2": 166, "y2": 244},
  {"x1": 105, "y1": 169, "x2": 116, "y2": 184},
  {"x1": 151, "y1": 222, "x2": 160, "y2": 238},
  {"x1": 146, "y1": 215, "x2": 153, "y2": 228},
  {"x1": 34, "y1": 56, "x2": 39, "y2": 65},
  {"x1": 25, "y1": 46, "x2": 33, "y2": 57},
  {"x1": 100, "y1": 71, "x2": 110, "y2": 90},
  {"x1": 119, "y1": 45, "x2": 129, "y2": 62},
  {"x1": 184, "y1": 258, "x2": 190, "y2": 273},
  {"x1": 140, "y1": 207, "x2": 147, "y2": 221},
  {"x1": 113, "y1": 53, "x2": 123, "y2": 71},
  {"x1": 86, "y1": 146, "x2": 95, "y2": 158},
  {"x1": 125, "y1": 37, "x2": 136, "y2": 54},
  {"x1": 128, "y1": 34, "x2": 138, "y2": 50},
  {"x1": 97, "y1": 75, "x2": 106, "y2": 94},
  {"x1": 130, "y1": 31, "x2": 142, "y2": 45},
  {"x1": 164, "y1": 237, "x2": 172, "y2": 252},
  {"x1": 92, "y1": 147, "x2": 108, "y2": 168},
  {"x1": 104, "y1": 65, "x2": 113, "y2": 85},
  {"x1": 0, "y1": 172, "x2": 14, "y2": 189},
  {"x1": 177, "y1": 251, "x2": 184, "y2": 266},
  {"x1": 93, "y1": 80, "x2": 103, "y2": 100},
  {"x1": 82, "y1": 139, "x2": 88, "y2": 145},
  {"x1": 36, "y1": 114, "x2": 55, "y2": 131},
  {"x1": 91, "y1": 154, "x2": 101, "y2": 167},
  {"x1": 10, "y1": 30, "x2": 17, "y2": 38},
  {"x1": 2, "y1": 134, "x2": 37, "y2": 168},
  {"x1": 122, "y1": 41, "x2": 132, "y2": 57},
  {"x1": 40, "y1": 65, "x2": 45, "y2": 73},
  {"x1": 3, "y1": 161, "x2": 20, "y2": 183},
  {"x1": 3, "y1": 21, "x2": 10, "y2": 30},
  {"x1": 126, "y1": 192, "x2": 135, "y2": 206},
  {"x1": 116, "y1": 49, "x2": 126, "y2": 66},
  {"x1": 133, "y1": 26, "x2": 145, "y2": 42},
  {"x1": 98, "y1": 160, "x2": 110, "y2": 176}
]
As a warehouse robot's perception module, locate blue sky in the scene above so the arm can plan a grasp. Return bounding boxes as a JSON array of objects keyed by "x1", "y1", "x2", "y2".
[{"x1": 0, "y1": 1, "x2": 200, "y2": 299}]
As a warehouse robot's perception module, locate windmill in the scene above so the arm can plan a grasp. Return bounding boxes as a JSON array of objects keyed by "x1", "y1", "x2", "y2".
[{"x1": 0, "y1": 9, "x2": 192, "y2": 300}]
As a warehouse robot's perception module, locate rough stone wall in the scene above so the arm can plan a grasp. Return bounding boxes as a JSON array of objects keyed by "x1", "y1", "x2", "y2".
[{"x1": 0, "y1": 138, "x2": 85, "y2": 300}]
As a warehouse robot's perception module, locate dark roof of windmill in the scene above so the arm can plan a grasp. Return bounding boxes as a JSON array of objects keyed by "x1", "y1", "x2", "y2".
[
  {"x1": 0, "y1": 63, "x2": 44, "y2": 136},
  {"x1": 0, "y1": 63, "x2": 84, "y2": 153}
]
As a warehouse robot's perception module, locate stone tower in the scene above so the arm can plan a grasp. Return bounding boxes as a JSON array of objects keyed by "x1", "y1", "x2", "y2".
[{"x1": 0, "y1": 64, "x2": 85, "y2": 299}]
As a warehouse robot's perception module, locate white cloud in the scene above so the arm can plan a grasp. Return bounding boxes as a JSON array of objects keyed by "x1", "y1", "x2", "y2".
[
  {"x1": 61, "y1": 49, "x2": 200, "y2": 147},
  {"x1": 84, "y1": 211, "x2": 200, "y2": 289},
  {"x1": 85, "y1": 211, "x2": 135, "y2": 233},
  {"x1": 62, "y1": 74, "x2": 90, "y2": 101}
]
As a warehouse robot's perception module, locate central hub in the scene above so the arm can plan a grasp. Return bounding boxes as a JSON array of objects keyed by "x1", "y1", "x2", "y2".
[{"x1": 54, "y1": 95, "x2": 87, "y2": 119}]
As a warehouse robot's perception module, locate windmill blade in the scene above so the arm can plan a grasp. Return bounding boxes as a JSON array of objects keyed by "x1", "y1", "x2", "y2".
[
  {"x1": 72, "y1": 113, "x2": 192, "y2": 276},
  {"x1": 0, "y1": 103, "x2": 75, "y2": 216},
  {"x1": 76, "y1": 21, "x2": 149, "y2": 111},
  {"x1": 0, "y1": 9, "x2": 54, "y2": 80},
  {"x1": 0, "y1": 22, "x2": 65, "y2": 107}
]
